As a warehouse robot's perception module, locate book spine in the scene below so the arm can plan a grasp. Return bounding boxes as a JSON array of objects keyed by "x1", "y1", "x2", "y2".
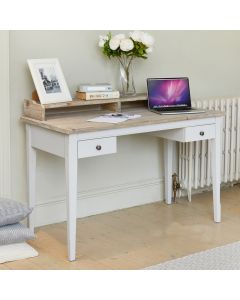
[{"x1": 77, "y1": 91, "x2": 120, "y2": 100}]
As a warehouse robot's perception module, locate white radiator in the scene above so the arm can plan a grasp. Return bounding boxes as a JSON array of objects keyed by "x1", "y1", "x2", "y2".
[{"x1": 179, "y1": 98, "x2": 240, "y2": 197}]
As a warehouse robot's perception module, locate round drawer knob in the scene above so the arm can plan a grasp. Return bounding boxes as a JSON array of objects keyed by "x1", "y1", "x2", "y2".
[
  {"x1": 96, "y1": 145, "x2": 102, "y2": 151},
  {"x1": 200, "y1": 131, "x2": 205, "y2": 136}
]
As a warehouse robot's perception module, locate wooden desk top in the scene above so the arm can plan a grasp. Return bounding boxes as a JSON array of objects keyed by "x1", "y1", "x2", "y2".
[{"x1": 21, "y1": 108, "x2": 224, "y2": 135}]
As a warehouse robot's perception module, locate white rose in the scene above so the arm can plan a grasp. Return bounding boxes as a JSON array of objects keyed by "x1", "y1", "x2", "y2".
[
  {"x1": 129, "y1": 30, "x2": 143, "y2": 42},
  {"x1": 146, "y1": 47, "x2": 153, "y2": 53},
  {"x1": 99, "y1": 39, "x2": 105, "y2": 47},
  {"x1": 120, "y1": 38, "x2": 134, "y2": 52},
  {"x1": 141, "y1": 33, "x2": 154, "y2": 47},
  {"x1": 109, "y1": 37, "x2": 120, "y2": 50},
  {"x1": 98, "y1": 35, "x2": 108, "y2": 47},
  {"x1": 99, "y1": 35, "x2": 108, "y2": 41},
  {"x1": 114, "y1": 33, "x2": 126, "y2": 40}
]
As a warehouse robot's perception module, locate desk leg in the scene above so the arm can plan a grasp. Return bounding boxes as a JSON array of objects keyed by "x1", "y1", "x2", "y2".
[
  {"x1": 164, "y1": 139, "x2": 174, "y2": 204},
  {"x1": 65, "y1": 135, "x2": 78, "y2": 261},
  {"x1": 211, "y1": 118, "x2": 222, "y2": 223},
  {"x1": 26, "y1": 125, "x2": 36, "y2": 231},
  {"x1": 187, "y1": 142, "x2": 193, "y2": 202}
]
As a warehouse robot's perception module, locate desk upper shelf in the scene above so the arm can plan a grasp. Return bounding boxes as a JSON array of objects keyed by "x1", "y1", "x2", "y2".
[{"x1": 23, "y1": 93, "x2": 148, "y2": 121}]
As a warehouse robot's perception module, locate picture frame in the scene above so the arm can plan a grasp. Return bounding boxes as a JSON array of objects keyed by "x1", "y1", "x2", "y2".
[{"x1": 27, "y1": 58, "x2": 72, "y2": 104}]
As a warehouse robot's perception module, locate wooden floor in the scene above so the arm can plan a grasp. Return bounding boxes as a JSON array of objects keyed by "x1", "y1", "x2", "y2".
[{"x1": 1, "y1": 185, "x2": 240, "y2": 270}]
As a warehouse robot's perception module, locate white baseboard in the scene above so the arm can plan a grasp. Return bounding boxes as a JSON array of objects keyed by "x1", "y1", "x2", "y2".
[{"x1": 35, "y1": 177, "x2": 164, "y2": 227}]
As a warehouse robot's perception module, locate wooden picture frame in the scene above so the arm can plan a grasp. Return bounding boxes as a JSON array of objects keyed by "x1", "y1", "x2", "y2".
[{"x1": 27, "y1": 58, "x2": 72, "y2": 104}]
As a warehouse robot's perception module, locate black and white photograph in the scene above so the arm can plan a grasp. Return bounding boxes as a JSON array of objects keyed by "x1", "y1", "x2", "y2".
[
  {"x1": 38, "y1": 66, "x2": 61, "y2": 94},
  {"x1": 27, "y1": 58, "x2": 72, "y2": 104}
]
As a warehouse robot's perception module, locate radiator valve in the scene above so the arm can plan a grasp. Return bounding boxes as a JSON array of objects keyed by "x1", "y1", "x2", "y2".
[{"x1": 172, "y1": 173, "x2": 180, "y2": 203}]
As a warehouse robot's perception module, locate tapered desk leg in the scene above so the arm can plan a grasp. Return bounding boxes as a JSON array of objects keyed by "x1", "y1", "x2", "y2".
[
  {"x1": 65, "y1": 135, "x2": 78, "y2": 261},
  {"x1": 187, "y1": 142, "x2": 193, "y2": 202},
  {"x1": 164, "y1": 139, "x2": 174, "y2": 204},
  {"x1": 211, "y1": 118, "x2": 222, "y2": 223},
  {"x1": 26, "y1": 125, "x2": 36, "y2": 231}
]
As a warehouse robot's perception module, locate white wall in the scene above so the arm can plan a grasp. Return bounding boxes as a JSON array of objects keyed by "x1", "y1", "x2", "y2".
[
  {"x1": 0, "y1": 31, "x2": 11, "y2": 198},
  {"x1": 9, "y1": 30, "x2": 240, "y2": 226}
]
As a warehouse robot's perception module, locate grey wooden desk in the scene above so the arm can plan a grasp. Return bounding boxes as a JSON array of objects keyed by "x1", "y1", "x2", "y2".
[{"x1": 21, "y1": 108, "x2": 224, "y2": 261}]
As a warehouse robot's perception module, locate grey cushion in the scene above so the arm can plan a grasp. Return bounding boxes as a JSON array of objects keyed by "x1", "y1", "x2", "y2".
[
  {"x1": 0, "y1": 223, "x2": 35, "y2": 246},
  {"x1": 0, "y1": 198, "x2": 32, "y2": 226}
]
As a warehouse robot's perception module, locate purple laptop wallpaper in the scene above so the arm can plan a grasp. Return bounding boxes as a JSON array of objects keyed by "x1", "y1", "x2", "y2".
[{"x1": 148, "y1": 78, "x2": 191, "y2": 109}]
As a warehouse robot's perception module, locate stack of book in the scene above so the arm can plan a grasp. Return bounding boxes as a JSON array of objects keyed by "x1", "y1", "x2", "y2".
[{"x1": 76, "y1": 83, "x2": 120, "y2": 101}]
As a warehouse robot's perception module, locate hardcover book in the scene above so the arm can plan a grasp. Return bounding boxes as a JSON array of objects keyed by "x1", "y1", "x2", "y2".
[
  {"x1": 76, "y1": 91, "x2": 120, "y2": 100},
  {"x1": 78, "y1": 83, "x2": 112, "y2": 93}
]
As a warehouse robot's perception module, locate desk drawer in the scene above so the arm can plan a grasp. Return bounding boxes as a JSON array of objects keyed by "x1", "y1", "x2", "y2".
[
  {"x1": 78, "y1": 137, "x2": 117, "y2": 158},
  {"x1": 153, "y1": 124, "x2": 215, "y2": 142},
  {"x1": 184, "y1": 124, "x2": 215, "y2": 142}
]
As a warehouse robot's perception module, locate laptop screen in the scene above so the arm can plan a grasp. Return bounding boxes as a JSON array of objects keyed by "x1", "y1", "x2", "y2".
[{"x1": 147, "y1": 78, "x2": 191, "y2": 110}]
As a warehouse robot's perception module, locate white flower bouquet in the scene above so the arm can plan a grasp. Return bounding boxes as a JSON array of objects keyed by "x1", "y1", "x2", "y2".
[
  {"x1": 98, "y1": 31, "x2": 154, "y2": 95},
  {"x1": 99, "y1": 31, "x2": 154, "y2": 59}
]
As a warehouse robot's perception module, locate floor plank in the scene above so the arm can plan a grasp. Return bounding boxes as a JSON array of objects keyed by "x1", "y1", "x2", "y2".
[{"x1": 1, "y1": 185, "x2": 240, "y2": 269}]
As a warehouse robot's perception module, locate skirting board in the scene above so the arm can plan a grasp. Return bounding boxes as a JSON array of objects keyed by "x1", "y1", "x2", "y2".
[{"x1": 35, "y1": 177, "x2": 164, "y2": 227}]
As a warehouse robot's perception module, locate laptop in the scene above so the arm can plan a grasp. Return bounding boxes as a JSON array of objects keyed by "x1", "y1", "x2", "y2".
[{"x1": 147, "y1": 77, "x2": 205, "y2": 115}]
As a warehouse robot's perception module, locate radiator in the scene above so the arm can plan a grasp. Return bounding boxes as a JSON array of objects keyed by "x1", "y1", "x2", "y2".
[{"x1": 179, "y1": 98, "x2": 240, "y2": 198}]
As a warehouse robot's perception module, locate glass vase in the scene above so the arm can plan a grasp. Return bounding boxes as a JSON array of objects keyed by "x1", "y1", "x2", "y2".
[{"x1": 119, "y1": 56, "x2": 136, "y2": 97}]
